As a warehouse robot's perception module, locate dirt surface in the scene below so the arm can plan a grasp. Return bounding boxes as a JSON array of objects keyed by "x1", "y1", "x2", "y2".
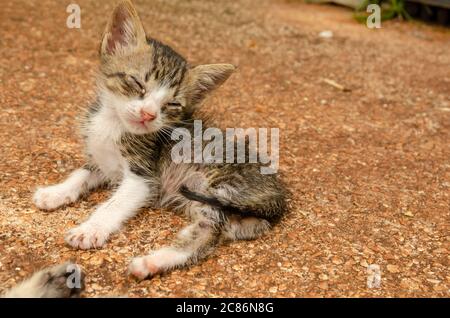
[{"x1": 0, "y1": 0, "x2": 449, "y2": 297}]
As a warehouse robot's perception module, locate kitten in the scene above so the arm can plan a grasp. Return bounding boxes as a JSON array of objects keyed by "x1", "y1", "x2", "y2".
[
  {"x1": 2, "y1": 263, "x2": 84, "y2": 298},
  {"x1": 32, "y1": 0, "x2": 287, "y2": 280}
]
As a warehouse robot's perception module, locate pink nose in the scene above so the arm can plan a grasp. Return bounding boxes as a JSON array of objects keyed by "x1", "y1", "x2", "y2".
[{"x1": 140, "y1": 110, "x2": 156, "y2": 122}]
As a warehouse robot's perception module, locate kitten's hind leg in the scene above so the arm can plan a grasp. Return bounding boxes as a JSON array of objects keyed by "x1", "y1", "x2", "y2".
[
  {"x1": 33, "y1": 166, "x2": 104, "y2": 211},
  {"x1": 129, "y1": 207, "x2": 224, "y2": 280},
  {"x1": 222, "y1": 216, "x2": 271, "y2": 241}
]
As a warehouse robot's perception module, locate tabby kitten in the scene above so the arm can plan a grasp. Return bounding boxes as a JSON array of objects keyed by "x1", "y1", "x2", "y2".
[{"x1": 33, "y1": 0, "x2": 287, "y2": 280}]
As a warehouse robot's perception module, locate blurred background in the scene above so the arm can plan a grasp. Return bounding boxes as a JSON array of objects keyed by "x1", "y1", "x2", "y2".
[{"x1": 309, "y1": 0, "x2": 450, "y2": 26}]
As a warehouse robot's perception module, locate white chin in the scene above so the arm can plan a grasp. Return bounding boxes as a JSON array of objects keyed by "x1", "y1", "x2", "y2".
[{"x1": 126, "y1": 122, "x2": 160, "y2": 135}]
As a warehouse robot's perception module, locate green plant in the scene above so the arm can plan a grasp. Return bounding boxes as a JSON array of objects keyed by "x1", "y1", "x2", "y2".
[{"x1": 354, "y1": 0, "x2": 412, "y2": 22}]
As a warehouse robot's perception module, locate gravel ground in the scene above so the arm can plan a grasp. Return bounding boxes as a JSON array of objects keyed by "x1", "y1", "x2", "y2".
[{"x1": 0, "y1": 0, "x2": 449, "y2": 297}]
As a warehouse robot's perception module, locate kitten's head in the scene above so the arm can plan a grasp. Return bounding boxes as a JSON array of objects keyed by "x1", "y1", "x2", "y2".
[{"x1": 97, "y1": 0, "x2": 235, "y2": 135}]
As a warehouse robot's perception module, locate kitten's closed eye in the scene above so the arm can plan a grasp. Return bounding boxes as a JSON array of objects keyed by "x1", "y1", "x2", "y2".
[
  {"x1": 162, "y1": 102, "x2": 182, "y2": 114},
  {"x1": 123, "y1": 74, "x2": 146, "y2": 97},
  {"x1": 165, "y1": 102, "x2": 182, "y2": 110},
  {"x1": 107, "y1": 72, "x2": 146, "y2": 97}
]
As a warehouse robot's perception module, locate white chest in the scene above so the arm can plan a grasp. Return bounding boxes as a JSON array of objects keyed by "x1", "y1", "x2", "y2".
[{"x1": 85, "y1": 107, "x2": 126, "y2": 181}]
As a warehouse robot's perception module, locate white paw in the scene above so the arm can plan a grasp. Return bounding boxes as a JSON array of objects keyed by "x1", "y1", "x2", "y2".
[
  {"x1": 129, "y1": 256, "x2": 160, "y2": 280},
  {"x1": 33, "y1": 185, "x2": 79, "y2": 210},
  {"x1": 65, "y1": 222, "x2": 109, "y2": 250},
  {"x1": 129, "y1": 248, "x2": 189, "y2": 280}
]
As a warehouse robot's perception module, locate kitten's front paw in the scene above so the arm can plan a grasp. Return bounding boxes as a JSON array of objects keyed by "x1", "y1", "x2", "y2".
[
  {"x1": 33, "y1": 185, "x2": 78, "y2": 211},
  {"x1": 65, "y1": 223, "x2": 109, "y2": 250}
]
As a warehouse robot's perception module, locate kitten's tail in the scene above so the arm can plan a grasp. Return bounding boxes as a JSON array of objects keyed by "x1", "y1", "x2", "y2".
[{"x1": 179, "y1": 185, "x2": 285, "y2": 222}]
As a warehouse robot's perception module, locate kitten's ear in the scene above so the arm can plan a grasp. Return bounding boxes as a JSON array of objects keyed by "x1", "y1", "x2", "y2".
[
  {"x1": 186, "y1": 64, "x2": 236, "y2": 104},
  {"x1": 100, "y1": 1, "x2": 147, "y2": 57}
]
